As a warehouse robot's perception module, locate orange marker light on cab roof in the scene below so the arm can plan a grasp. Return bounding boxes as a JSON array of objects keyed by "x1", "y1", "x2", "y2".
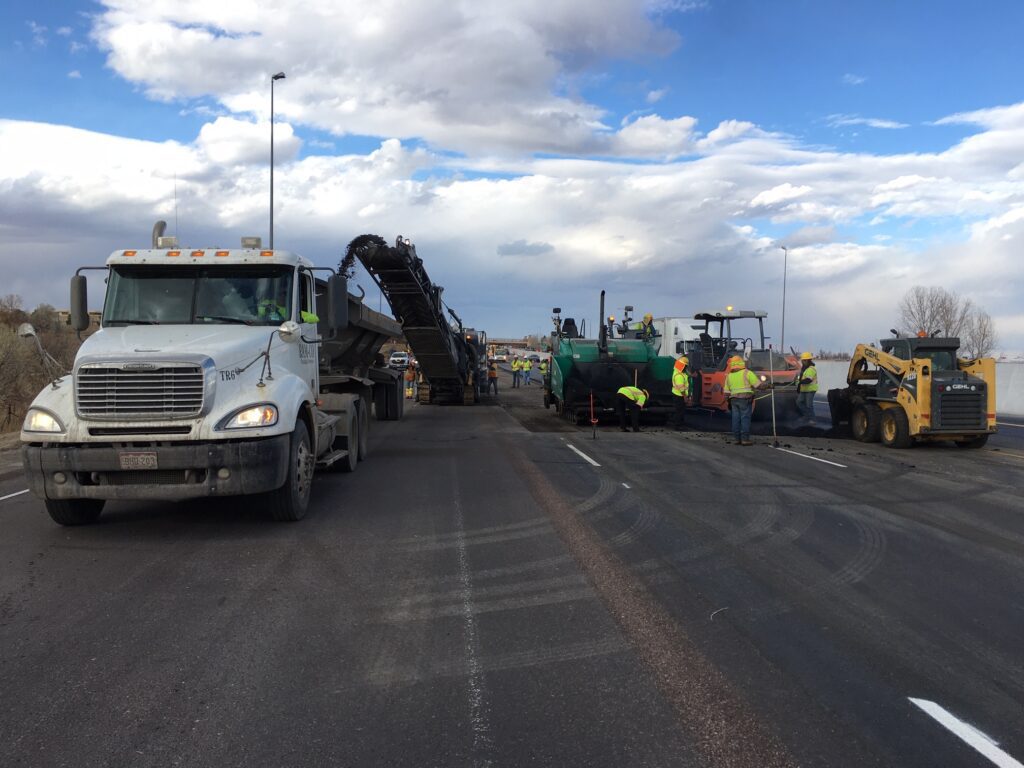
[
  {"x1": 167, "y1": 250, "x2": 181, "y2": 257},
  {"x1": 260, "y1": 250, "x2": 274, "y2": 257},
  {"x1": 123, "y1": 250, "x2": 137, "y2": 257},
  {"x1": 215, "y1": 250, "x2": 230, "y2": 257},
  {"x1": 191, "y1": 250, "x2": 204, "y2": 257}
]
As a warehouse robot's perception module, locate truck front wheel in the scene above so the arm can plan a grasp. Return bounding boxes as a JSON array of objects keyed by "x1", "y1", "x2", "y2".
[
  {"x1": 45, "y1": 499, "x2": 104, "y2": 526},
  {"x1": 267, "y1": 424, "x2": 314, "y2": 521}
]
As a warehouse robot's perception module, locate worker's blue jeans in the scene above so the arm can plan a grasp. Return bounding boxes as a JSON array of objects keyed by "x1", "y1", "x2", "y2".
[
  {"x1": 730, "y1": 397, "x2": 753, "y2": 440},
  {"x1": 797, "y1": 391, "x2": 816, "y2": 420}
]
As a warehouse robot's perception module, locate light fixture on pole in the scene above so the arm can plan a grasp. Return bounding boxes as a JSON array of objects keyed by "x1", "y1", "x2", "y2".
[
  {"x1": 270, "y1": 71, "x2": 286, "y2": 249},
  {"x1": 779, "y1": 245, "x2": 789, "y2": 361}
]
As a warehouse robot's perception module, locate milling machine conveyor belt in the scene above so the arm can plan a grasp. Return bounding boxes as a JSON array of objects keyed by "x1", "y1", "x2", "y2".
[{"x1": 344, "y1": 234, "x2": 465, "y2": 382}]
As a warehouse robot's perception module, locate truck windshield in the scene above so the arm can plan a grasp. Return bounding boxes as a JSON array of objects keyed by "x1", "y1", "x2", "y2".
[{"x1": 103, "y1": 265, "x2": 293, "y2": 326}]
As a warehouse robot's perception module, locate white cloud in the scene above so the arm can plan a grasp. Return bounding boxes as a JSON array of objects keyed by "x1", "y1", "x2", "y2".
[
  {"x1": 828, "y1": 114, "x2": 909, "y2": 130},
  {"x1": 750, "y1": 183, "x2": 812, "y2": 208},
  {"x1": 842, "y1": 73, "x2": 866, "y2": 86},
  {"x1": 646, "y1": 88, "x2": 667, "y2": 104},
  {"x1": 56, "y1": 26, "x2": 73, "y2": 37},
  {"x1": 27, "y1": 21, "x2": 47, "y2": 47},
  {"x1": 90, "y1": 0, "x2": 679, "y2": 157},
  {"x1": 68, "y1": 70, "x2": 82, "y2": 79}
]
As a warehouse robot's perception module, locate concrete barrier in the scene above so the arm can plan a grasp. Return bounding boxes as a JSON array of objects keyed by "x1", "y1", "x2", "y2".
[{"x1": 812, "y1": 361, "x2": 1024, "y2": 417}]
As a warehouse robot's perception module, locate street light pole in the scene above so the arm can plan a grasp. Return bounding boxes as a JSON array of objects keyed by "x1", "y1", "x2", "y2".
[
  {"x1": 779, "y1": 245, "x2": 789, "y2": 360},
  {"x1": 270, "y1": 71, "x2": 286, "y2": 249}
]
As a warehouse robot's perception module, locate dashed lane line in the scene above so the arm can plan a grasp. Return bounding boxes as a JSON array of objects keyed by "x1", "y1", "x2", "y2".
[
  {"x1": 909, "y1": 698, "x2": 1023, "y2": 768},
  {"x1": 996, "y1": 421, "x2": 1024, "y2": 428},
  {"x1": 769, "y1": 446, "x2": 847, "y2": 469},
  {"x1": 566, "y1": 443, "x2": 601, "y2": 467},
  {"x1": 0, "y1": 489, "x2": 29, "y2": 502}
]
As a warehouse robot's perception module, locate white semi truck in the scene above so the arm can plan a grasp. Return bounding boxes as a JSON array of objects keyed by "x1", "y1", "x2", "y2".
[{"x1": 20, "y1": 226, "x2": 404, "y2": 526}]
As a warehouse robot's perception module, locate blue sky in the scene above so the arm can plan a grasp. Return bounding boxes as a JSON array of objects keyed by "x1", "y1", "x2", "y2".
[{"x1": 2, "y1": 1, "x2": 1023, "y2": 352}]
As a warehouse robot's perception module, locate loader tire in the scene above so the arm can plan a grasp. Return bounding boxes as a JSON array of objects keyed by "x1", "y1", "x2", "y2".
[
  {"x1": 851, "y1": 404, "x2": 882, "y2": 443},
  {"x1": 880, "y1": 407, "x2": 913, "y2": 449},
  {"x1": 954, "y1": 434, "x2": 989, "y2": 449},
  {"x1": 267, "y1": 423, "x2": 314, "y2": 521},
  {"x1": 45, "y1": 499, "x2": 104, "y2": 527}
]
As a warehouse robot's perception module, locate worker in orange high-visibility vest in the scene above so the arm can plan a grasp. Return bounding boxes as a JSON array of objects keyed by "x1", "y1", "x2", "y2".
[
  {"x1": 616, "y1": 386, "x2": 648, "y2": 433},
  {"x1": 723, "y1": 356, "x2": 763, "y2": 445}
]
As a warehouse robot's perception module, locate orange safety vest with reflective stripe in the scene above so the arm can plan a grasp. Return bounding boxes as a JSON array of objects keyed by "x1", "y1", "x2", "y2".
[
  {"x1": 617, "y1": 386, "x2": 647, "y2": 407},
  {"x1": 671, "y1": 369, "x2": 690, "y2": 397},
  {"x1": 724, "y1": 368, "x2": 760, "y2": 397}
]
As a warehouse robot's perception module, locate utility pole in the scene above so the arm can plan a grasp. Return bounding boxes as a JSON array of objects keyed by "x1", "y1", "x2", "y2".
[{"x1": 270, "y1": 71, "x2": 286, "y2": 249}]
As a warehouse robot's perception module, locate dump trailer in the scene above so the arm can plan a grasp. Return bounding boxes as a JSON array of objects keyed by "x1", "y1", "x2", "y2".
[
  {"x1": 678, "y1": 309, "x2": 799, "y2": 421},
  {"x1": 545, "y1": 291, "x2": 675, "y2": 424},
  {"x1": 827, "y1": 335, "x2": 996, "y2": 448},
  {"x1": 20, "y1": 223, "x2": 403, "y2": 526},
  {"x1": 346, "y1": 235, "x2": 485, "y2": 404}
]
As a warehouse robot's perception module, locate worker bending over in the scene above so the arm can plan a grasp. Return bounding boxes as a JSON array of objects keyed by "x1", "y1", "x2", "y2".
[
  {"x1": 797, "y1": 352, "x2": 818, "y2": 422},
  {"x1": 616, "y1": 386, "x2": 649, "y2": 433},
  {"x1": 668, "y1": 355, "x2": 690, "y2": 431},
  {"x1": 723, "y1": 356, "x2": 763, "y2": 445}
]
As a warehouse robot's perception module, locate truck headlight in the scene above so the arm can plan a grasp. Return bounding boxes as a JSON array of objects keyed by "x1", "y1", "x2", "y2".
[
  {"x1": 24, "y1": 408, "x2": 65, "y2": 433},
  {"x1": 217, "y1": 404, "x2": 278, "y2": 430}
]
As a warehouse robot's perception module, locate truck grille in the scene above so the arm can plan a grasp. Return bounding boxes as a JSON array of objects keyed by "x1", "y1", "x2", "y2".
[
  {"x1": 936, "y1": 392, "x2": 984, "y2": 430},
  {"x1": 76, "y1": 364, "x2": 205, "y2": 419}
]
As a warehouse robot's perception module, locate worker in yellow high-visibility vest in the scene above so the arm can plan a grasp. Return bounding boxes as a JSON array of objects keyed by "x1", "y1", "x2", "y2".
[
  {"x1": 522, "y1": 357, "x2": 534, "y2": 386},
  {"x1": 796, "y1": 352, "x2": 818, "y2": 423},
  {"x1": 723, "y1": 356, "x2": 763, "y2": 445},
  {"x1": 616, "y1": 386, "x2": 648, "y2": 433},
  {"x1": 511, "y1": 356, "x2": 522, "y2": 388},
  {"x1": 668, "y1": 355, "x2": 690, "y2": 431}
]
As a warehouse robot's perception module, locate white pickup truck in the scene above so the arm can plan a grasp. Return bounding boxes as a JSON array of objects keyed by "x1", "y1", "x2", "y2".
[{"x1": 20, "y1": 231, "x2": 404, "y2": 526}]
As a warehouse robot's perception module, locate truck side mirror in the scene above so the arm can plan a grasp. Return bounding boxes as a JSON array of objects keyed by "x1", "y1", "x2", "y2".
[
  {"x1": 325, "y1": 274, "x2": 349, "y2": 332},
  {"x1": 676, "y1": 341, "x2": 685, "y2": 353},
  {"x1": 70, "y1": 275, "x2": 90, "y2": 331}
]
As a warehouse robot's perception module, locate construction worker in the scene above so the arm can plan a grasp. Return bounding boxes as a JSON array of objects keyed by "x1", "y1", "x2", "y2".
[
  {"x1": 616, "y1": 386, "x2": 648, "y2": 433},
  {"x1": 639, "y1": 312, "x2": 655, "y2": 341},
  {"x1": 511, "y1": 356, "x2": 521, "y2": 388},
  {"x1": 797, "y1": 352, "x2": 819, "y2": 422},
  {"x1": 487, "y1": 360, "x2": 498, "y2": 395},
  {"x1": 522, "y1": 356, "x2": 533, "y2": 386},
  {"x1": 723, "y1": 355, "x2": 762, "y2": 445},
  {"x1": 256, "y1": 280, "x2": 290, "y2": 322},
  {"x1": 539, "y1": 358, "x2": 548, "y2": 378},
  {"x1": 668, "y1": 355, "x2": 690, "y2": 431}
]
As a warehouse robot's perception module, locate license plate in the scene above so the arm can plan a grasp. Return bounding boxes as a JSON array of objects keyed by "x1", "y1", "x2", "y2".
[{"x1": 119, "y1": 452, "x2": 158, "y2": 470}]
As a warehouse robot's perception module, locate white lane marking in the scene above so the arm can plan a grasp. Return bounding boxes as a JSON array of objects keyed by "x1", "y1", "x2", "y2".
[
  {"x1": 452, "y1": 474, "x2": 494, "y2": 763},
  {"x1": 0, "y1": 489, "x2": 29, "y2": 502},
  {"x1": 909, "y1": 698, "x2": 1023, "y2": 768},
  {"x1": 622, "y1": 482, "x2": 631, "y2": 489},
  {"x1": 996, "y1": 421, "x2": 1024, "y2": 428},
  {"x1": 567, "y1": 443, "x2": 601, "y2": 467},
  {"x1": 769, "y1": 446, "x2": 847, "y2": 468}
]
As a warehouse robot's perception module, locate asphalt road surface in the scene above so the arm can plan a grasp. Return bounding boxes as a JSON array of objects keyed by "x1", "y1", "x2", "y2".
[{"x1": 2, "y1": 373, "x2": 1023, "y2": 767}]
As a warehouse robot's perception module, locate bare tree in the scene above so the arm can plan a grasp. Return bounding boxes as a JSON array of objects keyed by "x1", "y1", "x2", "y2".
[
  {"x1": 897, "y1": 286, "x2": 997, "y2": 358},
  {"x1": 961, "y1": 310, "x2": 998, "y2": 359}
]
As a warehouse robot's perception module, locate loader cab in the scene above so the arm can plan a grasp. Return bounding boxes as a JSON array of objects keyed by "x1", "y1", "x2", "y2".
[
  {"x1": 690, "y1": 310, "x2": 792, "y2": 373},
  {"x1": 880, "y1": 337, "x2": 960, "y2": 370}
]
